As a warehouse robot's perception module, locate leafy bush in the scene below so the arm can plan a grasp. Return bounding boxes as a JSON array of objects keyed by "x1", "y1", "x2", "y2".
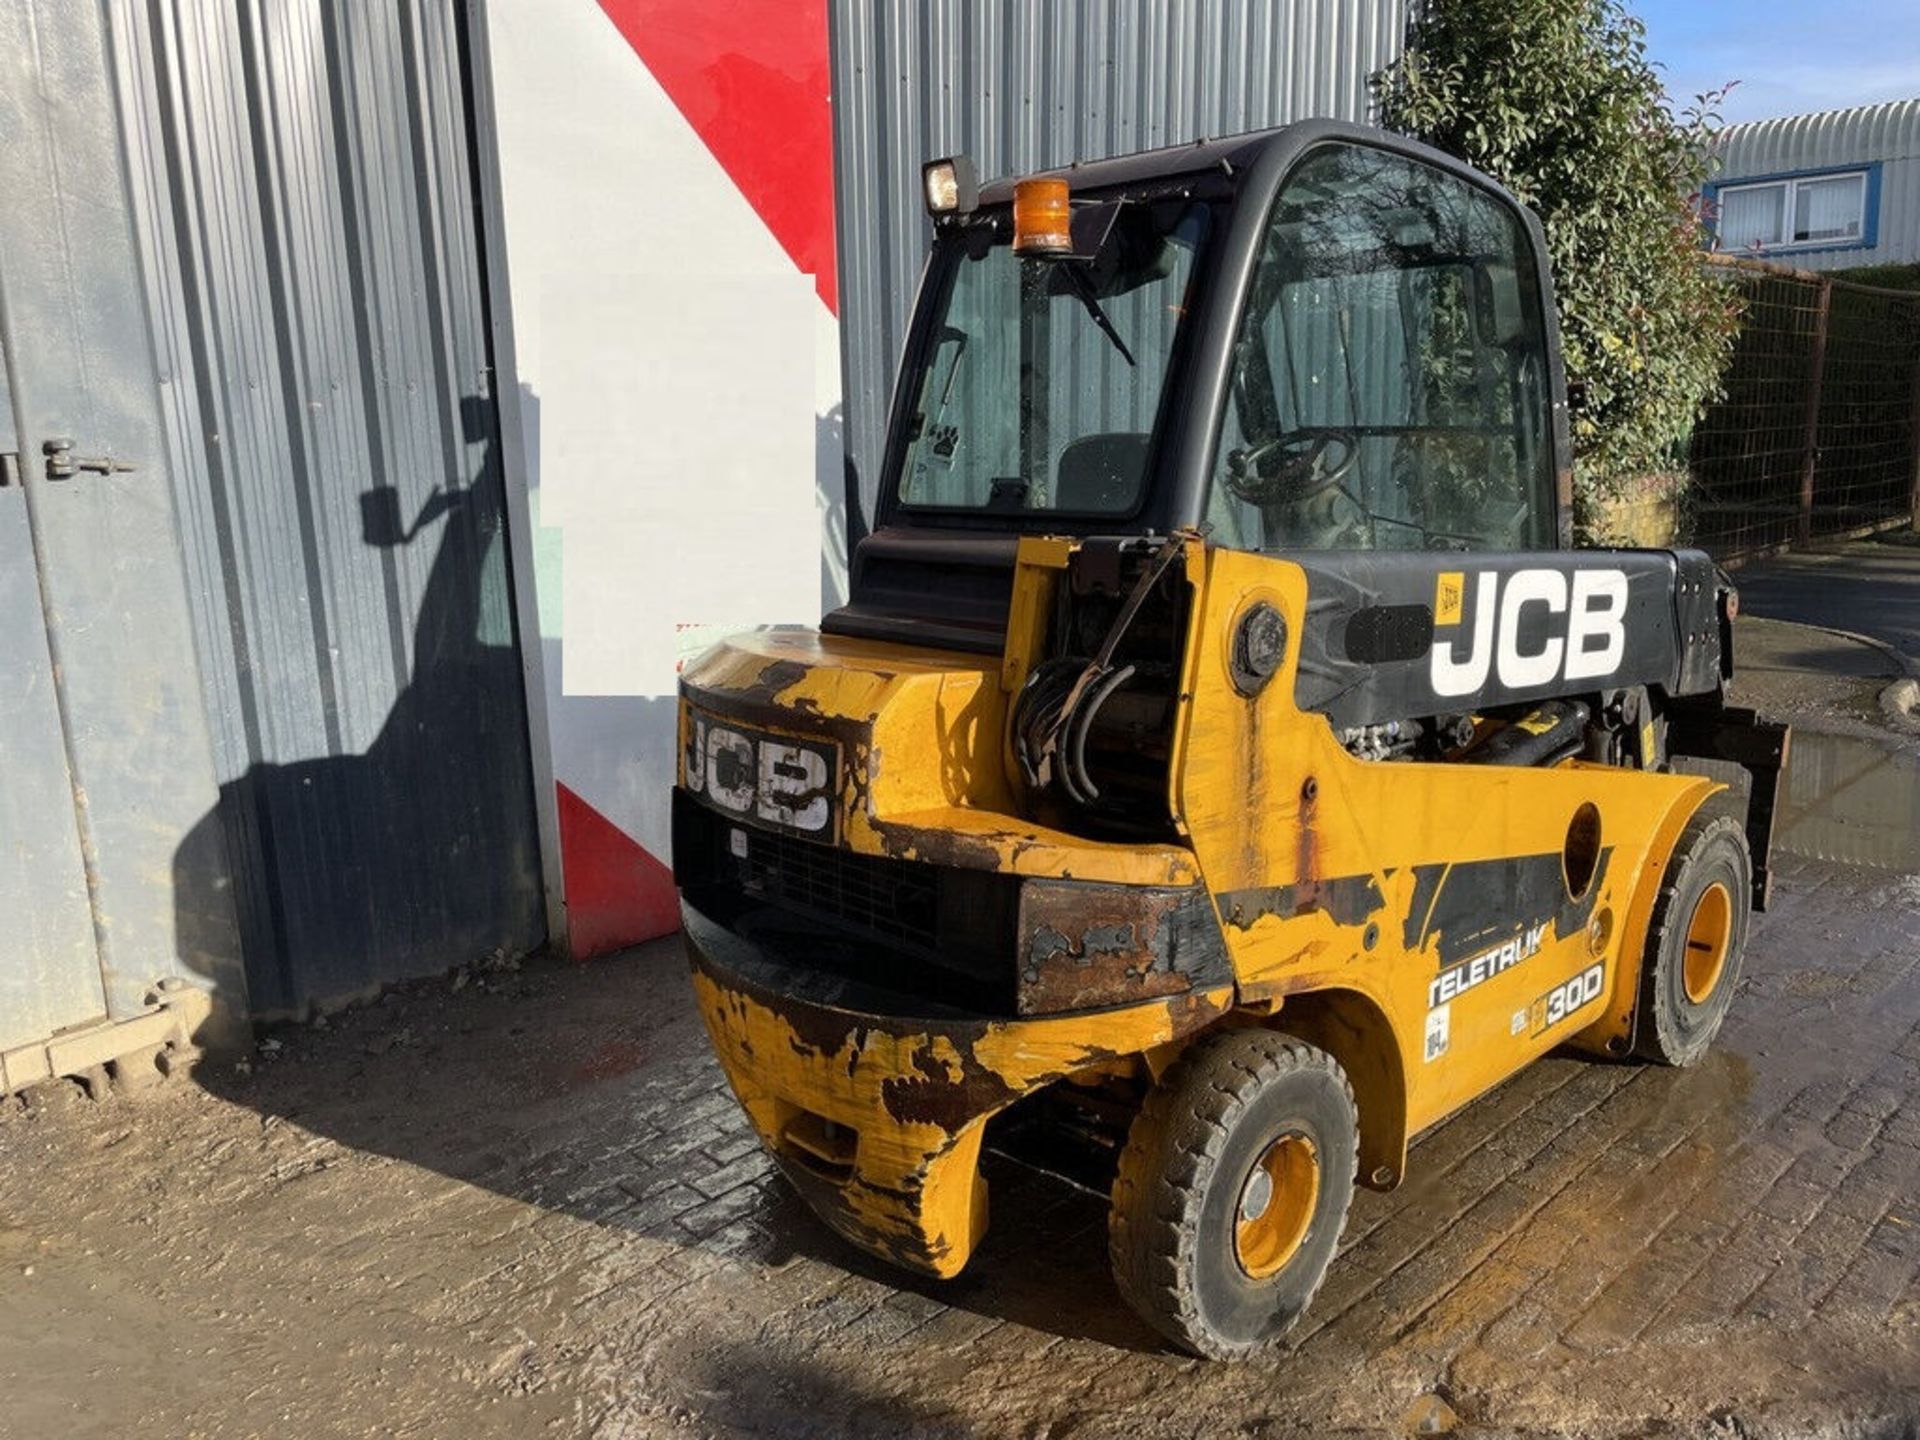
[{"x1": 1373, "y1": 0, "x2": 1740, "y2": 537}]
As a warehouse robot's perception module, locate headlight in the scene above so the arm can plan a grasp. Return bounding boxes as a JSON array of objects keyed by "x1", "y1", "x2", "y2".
[{"x1": 922, "y1": 155, "x2": 979, "y2": 217}]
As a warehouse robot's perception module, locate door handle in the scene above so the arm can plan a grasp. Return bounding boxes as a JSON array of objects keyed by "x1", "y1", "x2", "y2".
[{"x1": 43, "y1": 437, "x2": 135, "y2": 480}]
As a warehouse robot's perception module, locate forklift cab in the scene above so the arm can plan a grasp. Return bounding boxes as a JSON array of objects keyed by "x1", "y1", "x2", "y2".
[{"x1": 829, "y1": 120, "x2": 1572, "y2": 656}]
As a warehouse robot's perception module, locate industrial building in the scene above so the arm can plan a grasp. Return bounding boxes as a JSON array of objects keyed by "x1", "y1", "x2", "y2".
[
  {"x1": 1, "y1": 0, "x2": 1408, "y2": 1090},
  {"x1": 1707, "y1": 97, "x2": 1920, "y2": 270}
]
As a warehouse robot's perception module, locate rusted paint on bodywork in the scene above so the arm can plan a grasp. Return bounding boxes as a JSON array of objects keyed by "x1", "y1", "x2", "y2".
[
  {"x1": 1015, "y1": 881, "x2": 1229, "y2": 1014},
  {"x1": 686, "y1": 911, "x2": 1231, "y2": 1276},
  {"x1": 675, "y1": 539, "x2": 1730, "y2": 1271},
  {"x1": 1216, "y1": 873, "x2": 1386, "y2": 931}
]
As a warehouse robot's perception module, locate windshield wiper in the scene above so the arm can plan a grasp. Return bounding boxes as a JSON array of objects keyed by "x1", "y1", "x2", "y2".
[{"x1": 1061, "y1": 263, "x2": 1136, "y2": 368}]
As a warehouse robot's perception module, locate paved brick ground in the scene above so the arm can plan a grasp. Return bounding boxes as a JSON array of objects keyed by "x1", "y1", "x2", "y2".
[{"x1": 2, "y1": 855, "x2": 1917, "y2": 1439}]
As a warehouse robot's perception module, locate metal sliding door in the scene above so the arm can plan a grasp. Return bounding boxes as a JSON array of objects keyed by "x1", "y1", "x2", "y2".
[
  {"x1": 109, "y1": 0, "x2": 546, "y2": 1015},
  {"x1": 2, "y1": 0, "x2": 544, "y2": 1063},
  {"x1": 0, "y1": 356, "x2": 104, "y2": 1052},
  {"x1": 0, "y1": 0, "x2": 248, "y2": 1067}
]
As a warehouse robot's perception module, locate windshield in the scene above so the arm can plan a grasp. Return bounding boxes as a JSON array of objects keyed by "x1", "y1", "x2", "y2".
[{"x1": 896, "y1": 199, "x2": 1213, "y2": 516}]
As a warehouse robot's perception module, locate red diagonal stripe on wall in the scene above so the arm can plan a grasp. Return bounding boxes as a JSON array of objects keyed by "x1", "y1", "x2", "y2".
[
  {"x1": 598, "y1": 0, "x2": 837, "y2": 315},
  {"x1": 556, "y1": 782, "x2": 680, "y2": 958}
]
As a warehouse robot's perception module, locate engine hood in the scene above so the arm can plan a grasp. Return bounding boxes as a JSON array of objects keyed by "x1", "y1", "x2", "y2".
[{"x1": 676, "y1": 626, "x2": 1197, "y2": 886}]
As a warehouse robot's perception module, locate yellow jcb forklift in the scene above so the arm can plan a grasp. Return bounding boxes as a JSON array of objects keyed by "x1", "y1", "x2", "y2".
[{"x1": 672, "y1": 121, "x2": 1786, "y2": 1358}]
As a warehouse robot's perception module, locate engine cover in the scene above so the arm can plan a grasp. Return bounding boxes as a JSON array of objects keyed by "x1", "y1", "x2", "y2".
[{"x1": 1288, "y1": 550, "x2": 1725, "y2": 728}]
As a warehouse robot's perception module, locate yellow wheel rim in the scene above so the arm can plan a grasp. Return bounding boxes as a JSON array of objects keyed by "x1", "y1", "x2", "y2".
[
  {"x1": 1234, "y1": 1133, "x2": 1320, "y2": 1280},
  {"x1": 1682, "y1": 881, "x2": 1733, "y2": 1005}
]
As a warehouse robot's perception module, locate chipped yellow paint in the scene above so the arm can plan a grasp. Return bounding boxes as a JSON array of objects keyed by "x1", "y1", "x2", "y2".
[
  {"x1": 678, "y1": 540, "x2": 1725, "y2": 1273},
  {"x1": 868, "y1": 806, "x2": 1198, "y2": 885},
  {"x1": 688, "y1": 941, "x2": 1230, "y2": 1277},
  {"x1": 680, "y1": 622, "x2": 1193, "y2": 886},
  {"x1": 1173, "y1": 546, "x2": 1718, "y2": 1158}
]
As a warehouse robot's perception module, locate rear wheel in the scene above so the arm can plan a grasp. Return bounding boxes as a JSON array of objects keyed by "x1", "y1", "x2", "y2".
[
  {"x1": 1633, "y1": 812, "x2": 1752, "y2": 1066},
  {"x1": 1109, "y1": 1029, "x2": 1357, "y2": 1359}
]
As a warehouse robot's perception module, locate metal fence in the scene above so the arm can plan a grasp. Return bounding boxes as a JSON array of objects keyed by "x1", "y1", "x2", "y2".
[{"x1": 1689, "y1": 255, "x2": 1920, "y2": 561}]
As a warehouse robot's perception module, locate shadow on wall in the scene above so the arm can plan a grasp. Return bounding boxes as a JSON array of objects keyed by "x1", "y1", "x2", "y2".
[
  {"x1": 161, "y1": 384, "x2": 1174, "y2": 1361},
  {"x1": 171, "y1": 394, "x2": 547, "y2": 1025},
  {"x1": 171, "y1": 382, "x2": 854, "y2": 1014}
]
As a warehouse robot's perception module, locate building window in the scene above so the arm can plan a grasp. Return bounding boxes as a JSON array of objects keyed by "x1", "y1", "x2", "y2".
[{"x1": 1715, "y1": 170, "x2": 1869, "y2": 252}]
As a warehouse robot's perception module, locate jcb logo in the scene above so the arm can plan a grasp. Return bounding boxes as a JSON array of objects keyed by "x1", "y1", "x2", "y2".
[
  {"x1": 684, "y1": 713, "x2": 835, "y2": 837},
  {"x1": 1429, "y1": 568, "x2": 1629, "y2": 698}
]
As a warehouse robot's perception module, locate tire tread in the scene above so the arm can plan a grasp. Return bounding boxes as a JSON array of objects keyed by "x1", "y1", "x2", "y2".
[
  {"x1": 1109, "y1": 1029, "x2": 1356, "y2": 1358},
  {"x1": 1633, "y1": 811, "x2": 1751, "y2": 1066}
]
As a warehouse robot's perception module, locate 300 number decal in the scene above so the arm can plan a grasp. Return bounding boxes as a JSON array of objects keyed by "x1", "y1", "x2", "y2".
[{"x1": 1529, "y1": 963, "x2": 1605, "y2": 1037}]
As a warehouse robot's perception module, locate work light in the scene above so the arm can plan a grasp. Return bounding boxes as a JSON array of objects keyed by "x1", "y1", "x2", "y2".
[{"x1": 922, "y1": 155, "x2": 979, "y2": 216}]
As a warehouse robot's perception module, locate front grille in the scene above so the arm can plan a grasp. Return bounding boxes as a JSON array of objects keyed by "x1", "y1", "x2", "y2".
[
  {"x1": 740, "y1": 825, "x2": 939, "y2": 951},
  {"x1": 673, "y1": 789, "x2": 1020, "y2": 1011}
]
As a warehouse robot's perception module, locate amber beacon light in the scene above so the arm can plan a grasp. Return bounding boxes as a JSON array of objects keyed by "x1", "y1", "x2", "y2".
[{"x1": 1012, "y1": 177, "x2": 1073, "y2": 256}]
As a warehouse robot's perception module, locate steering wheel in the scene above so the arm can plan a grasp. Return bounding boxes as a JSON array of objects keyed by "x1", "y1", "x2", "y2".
[{"x1": 1224, "y1": 429, "x2": 1360, "y2": 506}]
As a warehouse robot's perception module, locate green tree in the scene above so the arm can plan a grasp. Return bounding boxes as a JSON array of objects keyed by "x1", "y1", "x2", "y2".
[{"x1": 1374, "y1": 0, "x2": 1739, "y2": 538}]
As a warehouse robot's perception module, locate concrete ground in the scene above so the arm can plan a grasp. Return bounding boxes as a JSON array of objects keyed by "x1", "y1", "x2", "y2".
[
  {"x1": 1732, "y1": 530, "x2": 1920, "y2": 671},
  {"x1": 1731, "y1": 614, "x2": 1907, "y2": 737},
  {"x1": 1726, "y1": 546, "x2": 1920, "y2": 877},
  {"x1": 3, "y1": 847, "x2": 1918, "y2": 1440},
  {"x1": 8, "y1": 556, "x2": 1920, "y2": 1440}
]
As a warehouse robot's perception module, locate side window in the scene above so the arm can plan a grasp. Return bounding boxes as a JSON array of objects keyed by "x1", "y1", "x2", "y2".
[{"x1": 1207, "y1": 144, "x2": 1555, "y2": 553}]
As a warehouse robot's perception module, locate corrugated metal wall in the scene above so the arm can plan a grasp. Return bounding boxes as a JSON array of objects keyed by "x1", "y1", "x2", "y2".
[
  {"x1": 1713, "y1": 99, "x2": 1920, "y2": 270},
  {"x1": 106, "y1": 0, "x2": 544, "y2": 1015},
  {"x1": 1, "y1": 0, "x2": 249, "y2": 1053},
  {"x1": 828, "y1": 0, "x2": 1411, "y2": 506}
]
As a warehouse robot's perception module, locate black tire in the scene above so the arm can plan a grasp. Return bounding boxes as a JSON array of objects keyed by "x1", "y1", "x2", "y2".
[
  {"x1": 1632, "y1": 811, "x2": 1752, "y2": 1067},
  {"x1": 1109, "y1": 1029, "x2": 1358, "y2": 1359}
]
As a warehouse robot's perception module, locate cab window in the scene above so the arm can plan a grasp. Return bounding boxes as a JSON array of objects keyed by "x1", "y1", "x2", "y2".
[
  {"x1": 1206, "y1": 144, "x2": 1555, "y2": 552},
  {"x1": 896, "y1": 201, "x2": 1212, "y2": 516}
]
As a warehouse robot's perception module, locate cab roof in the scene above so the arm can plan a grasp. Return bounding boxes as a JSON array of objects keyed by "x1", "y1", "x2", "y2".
[{"x1": 974, "y1": 126, "x2": 1289, "y2": 206}]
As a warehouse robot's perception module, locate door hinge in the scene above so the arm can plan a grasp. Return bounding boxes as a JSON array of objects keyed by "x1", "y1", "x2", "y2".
[{"x1": 43, "y1": 437, "x2": 136, "y2": 480}]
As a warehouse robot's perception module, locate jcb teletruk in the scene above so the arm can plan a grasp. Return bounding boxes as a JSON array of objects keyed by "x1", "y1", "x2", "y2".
[{"x1": 672, "y1": 121, "x2": 1784, "y2": 1357}]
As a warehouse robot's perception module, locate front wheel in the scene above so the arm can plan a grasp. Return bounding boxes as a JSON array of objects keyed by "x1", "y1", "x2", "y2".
[
  {"x1": 1109, "y1": 1029, "x2": 1357, "y2": 1359},
  {"x1": 1632, "y1": 811, "x2": 1752, "y2": 1066}
]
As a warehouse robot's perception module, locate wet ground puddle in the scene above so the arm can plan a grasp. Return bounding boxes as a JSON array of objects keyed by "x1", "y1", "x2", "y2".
[{"x1": 1775, "y1": 727, "x2": 1920, "y2": 871}]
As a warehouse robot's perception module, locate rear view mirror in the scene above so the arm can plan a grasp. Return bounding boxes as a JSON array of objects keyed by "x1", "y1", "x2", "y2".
[
  {"x1": 1044, "y1": 204, "x2": 1175, "y2": 301},
  {"x1": 1476, "y1": 261, "x2": 1529, "y2": 347},
  {"x1": 361, "y1": 485, "x2": 457, "y2": 546},
  {"x1": 1068, "y1": 201, "x2": 1123, "y2": 260}
]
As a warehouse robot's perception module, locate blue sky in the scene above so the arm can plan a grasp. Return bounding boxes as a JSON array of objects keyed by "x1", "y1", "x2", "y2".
[{"x1": 1636, "y1": 0, "x2": 1920, "y2": 123}]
